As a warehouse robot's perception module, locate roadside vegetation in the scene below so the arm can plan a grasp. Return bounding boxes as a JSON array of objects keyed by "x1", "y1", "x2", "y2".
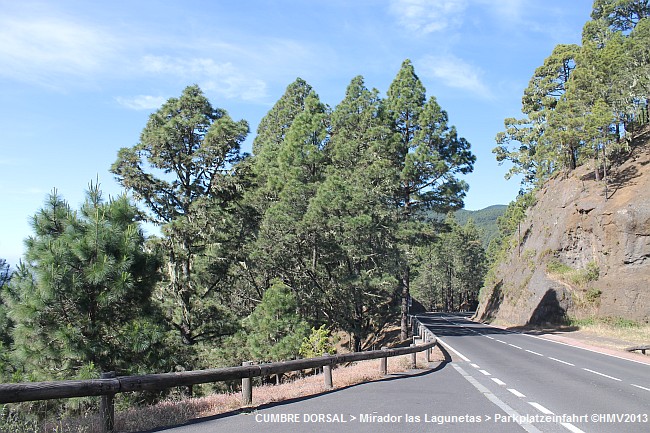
[{"x1": 0, "y1": 350, "x2": 441, "y2": 433}]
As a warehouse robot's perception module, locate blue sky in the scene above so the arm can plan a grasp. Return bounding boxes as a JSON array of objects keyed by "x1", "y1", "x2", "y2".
[{"x1": 0, "y1": 0, "x2": 593, "y2": 266}]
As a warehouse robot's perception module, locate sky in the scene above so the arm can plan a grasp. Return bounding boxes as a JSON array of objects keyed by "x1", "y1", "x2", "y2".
[{"x1": 0, "y1": 0, "x2": 594, "y2": 267}]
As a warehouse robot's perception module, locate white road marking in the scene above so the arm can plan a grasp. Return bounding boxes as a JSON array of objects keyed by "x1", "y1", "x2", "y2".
[
  {"x1": 527, "y1": 402, "x2": 586, "y2": 433},
  {"x1": 529, "y1": 402, "x2": 554, "y2": 415},
  {"x1": 582, "y1": 368, "x2": 621, "y2": 381},
  {"x1": 470, "y1": 363, "x2": 480, "y2": 369},
  {"x1": 522, "y1": 333, "x2": 650, "y2": 366},
  {"x1": 496, "y1": 339, "x2": 508, "y2": 344},
  {"x1": 631, "y1": 383, "x2": 650, "y2": 392},
  {"x1": 484, "y1": 335, "x2": 495, "y2": 340},
  {"x1": 508, "y1": 388, "x2": 526, "y2": 398},
  {"x1": 491, "y1": 378, "x2": 506, "y2": 386},
  {"x1": 526, "y1": 349, "x2": 544, "y2": 356},
  {"x1": 561, "y1": 422, "x2": 586, "y2": 433},
  {"x1": 452, "y1": 364, "x2": 542, "y2": 433},
  {"x1": 436, "y1": 337, "x2": 471, "y2": 362},
  {"x1": 508, "y1": 344, "x2": 522, "y2": 349},
  {"x1": 479, "y1": 369, "x2": 491, "y2": 376},
  {"x1": 548, "y1": 357, "x2": 574, "y2": 366}
]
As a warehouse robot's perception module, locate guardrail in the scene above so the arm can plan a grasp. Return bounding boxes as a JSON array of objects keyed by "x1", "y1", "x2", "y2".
[{"x1": 0, "y1": 329, "x2": 437, "y2": 433}]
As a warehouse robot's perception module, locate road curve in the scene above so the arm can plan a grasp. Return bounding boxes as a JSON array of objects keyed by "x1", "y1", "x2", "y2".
[{"x1": 144, "y1": 313, "x2": 649, "y2": 433}]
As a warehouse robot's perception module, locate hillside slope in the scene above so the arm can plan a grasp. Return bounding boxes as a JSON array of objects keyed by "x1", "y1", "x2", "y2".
[{"x1": 476, "y1": 132, "x2": 650, "y2": 325}]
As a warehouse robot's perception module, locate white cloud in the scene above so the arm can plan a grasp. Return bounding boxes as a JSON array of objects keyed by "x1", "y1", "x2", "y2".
[
  {"x1": 115, "y1": 95, "x2": 167, "y2": 111},
  {"x1": 140, "y1": 55, "x2": 268, "y2": 101},
  {"x1": 476, "y1": 0, "x2": 524, "y2": 23},
  {"x1": 419, "y1": 55, "x2": 491, "y2": 98},
  {"x1": 389, "y1": 0, "x2": 528, "y2": 34},
  {"x1": 0, "y1": 14, "x2": 119, "y2": 88},
  {"x1": 389, "y1": 0, "x2": 467, "y2": 33}
]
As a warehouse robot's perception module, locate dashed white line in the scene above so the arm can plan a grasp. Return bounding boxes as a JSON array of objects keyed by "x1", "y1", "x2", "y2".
[
  {"x1": 529, "y1": 402, "x2": 554, "y2": 415},
  {"x1": 523, "y1": 332, "x2": 650, "y2": 366},
  {"x1": 479, "y1": 369, "x2": 491, "y2": 376},
  {"x1": 484, "y1": 335, "x2": 495, "y2": 340},
  {"x1": 508, "y1": 388, "x2": 526, "y2": 398},
  {"x1": 631, "y1": 383, "x2": 650, "y2": 392},
  {"x1": 582, "y1": 368, "x2": 622, "y2": 381},
  {"x1": 470, "y1": 363, "x2": 480, "y2": 369},
  {"x1": 452, "y1": 364, "x2": 542, "y2": 433},
  {"x1": 491, "y1": 378, "x2": 506, "y2": 386},
  {"x1": 508, "y1": 343, "x2": 522, "y2": 349},
  {"x1": 496, "y1": 339, "x2": 508, "y2": 344},
  {"x1": 526, "y1": 349, "x2": 544, "y2": 356},
  {"x1": 548, "y1": 357, "x2": 575, "y2": 366}
]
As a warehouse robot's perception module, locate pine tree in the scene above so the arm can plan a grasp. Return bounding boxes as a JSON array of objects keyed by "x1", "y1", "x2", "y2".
[
  {"x1": 111, "y1": 85, "x2": 248, "y2": 347},
  {"x1": 3, "y1": 185, "x2": 165, "y2": 379},
  {"x1": 384, "y1": 60, "x2": 475, "y2": 338},
  {"x1": 244, "y1": 279, "x2": 309, "y2": 362},
  {"x1": 305, "y1": 76, "x2": 399, "y2": 351}
]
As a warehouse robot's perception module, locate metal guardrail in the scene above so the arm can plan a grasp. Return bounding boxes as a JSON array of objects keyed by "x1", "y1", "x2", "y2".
[{"x1": 0, "y1": 328, "x2": 438, "y2": 432}]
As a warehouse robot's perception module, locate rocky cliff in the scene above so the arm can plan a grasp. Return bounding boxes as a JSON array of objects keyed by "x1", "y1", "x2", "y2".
[{"x1": 476, "y1": 132, "x2": 650, "y2": 325}]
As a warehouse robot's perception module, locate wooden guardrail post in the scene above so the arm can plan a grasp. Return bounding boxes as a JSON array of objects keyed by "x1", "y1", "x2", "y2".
[
  {"x1": 242, "y1": 361, "x2": 253, "y2": 405},
  {"x1": 380, "y1": 346, "x2": 388, "y2": 375},
  {"x1": 99, "y1": 372, "x2": 116, "y2": 433},
  {"x1": 322, "y1": 354, "x2": 333, "y2": 390},
  {"x1": 410, "y1": 344, "x2": 417, "y2": 369}
]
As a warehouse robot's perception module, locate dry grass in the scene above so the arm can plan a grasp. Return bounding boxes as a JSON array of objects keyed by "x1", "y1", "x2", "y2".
[
  {"x1": 116, "y1": 350, "x2": 441, "y2": 432},
  {"x1": 569, "y1": 322, "x2": 650, "y2": 350},
  {"x1": 20, "y1": 348, "x2": 443, "y2": 433}
]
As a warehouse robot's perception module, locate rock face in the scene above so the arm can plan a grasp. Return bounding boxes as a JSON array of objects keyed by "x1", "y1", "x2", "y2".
[{"x1": 476, "y1": 136, "x2": 650, "y2": 325}]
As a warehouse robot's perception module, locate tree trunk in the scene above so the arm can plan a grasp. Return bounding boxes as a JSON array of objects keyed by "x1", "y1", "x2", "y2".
[{"x1": 400, "y1": 266, "x2": 409, "y2": 341}]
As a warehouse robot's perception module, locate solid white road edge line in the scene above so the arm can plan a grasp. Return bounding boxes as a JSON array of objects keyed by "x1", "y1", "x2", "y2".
[
  {"x1": 530, "y1": 399, "x2": 589, "y2": 433},
  {"x1": 452, "y1": 364, "x2": 542, "y2": 433},
  {"x1": 529, "y1": 402, "x2": 553, "y2": 415},
  {"x1": 436, "y1": 336, "x2": 471, "y2": 362}
]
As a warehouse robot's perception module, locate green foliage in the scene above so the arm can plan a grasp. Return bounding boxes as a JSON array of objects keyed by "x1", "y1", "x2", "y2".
[
  {"x1": 299, "y1": 325, "x2": 337, "y2": 358},
  {"x1": 245, "y1": 280, "x2": 309, "y2": 362},
  {"x1": 586, "y1": 287, "x2": 603, "y2": 303},
  {"x1": 412, "y1": 214, "x2": 487, "y2": 312},
  {"x1": 568, "y1": 315, "x2": 642, "y2": 328},
  {"x1": 495, "y1": 3, "x2": 650, "y2": 188},
  {"x1": 2, "y1": 185, "x2": 169, "y2": 380},
  {"x1": 546, "y1": 259, "x2": 600, "y2": 286},
  {"x1": 112, "y1": 85, "x2": 249, "y2": 348}
]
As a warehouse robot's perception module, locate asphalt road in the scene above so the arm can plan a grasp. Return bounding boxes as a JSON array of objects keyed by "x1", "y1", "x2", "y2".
[
  {"x1": 146, "y1": 313, "x2": 649, "y2": 433},
  {"x1": 420, "y1": 313, "x2": 650, "y2": 433}
]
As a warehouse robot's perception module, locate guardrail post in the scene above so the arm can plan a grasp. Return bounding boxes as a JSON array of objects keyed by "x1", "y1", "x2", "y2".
[
  {"x1": 380, "y1": 346, "x2": 388, "y2": 375},
  {"x1": 100, "y1": 371, "x2": 116, "y2": 433},
  {"x1": 242, "y1": 361, "x2": 253, "y2": 405},
  {"x1": 322, "y1": 354, "x2": 333, "y2": 390},
  {"x1": 410, "y1": 344, "x2": 416, "y2": 369}
]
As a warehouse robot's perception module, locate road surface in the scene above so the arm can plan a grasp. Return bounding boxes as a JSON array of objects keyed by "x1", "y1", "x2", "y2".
[{"x1": 146, "y1": 313, "x2": 649, "y2": 433}]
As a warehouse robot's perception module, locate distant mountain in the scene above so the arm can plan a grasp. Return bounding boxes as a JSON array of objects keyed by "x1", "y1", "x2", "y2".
[
  {"x1": 455, "y1": 205, "x2": 507, "y2": 248},
  {"x1": 427, "y1": 205, "x2": 507, "y2": 249}
]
